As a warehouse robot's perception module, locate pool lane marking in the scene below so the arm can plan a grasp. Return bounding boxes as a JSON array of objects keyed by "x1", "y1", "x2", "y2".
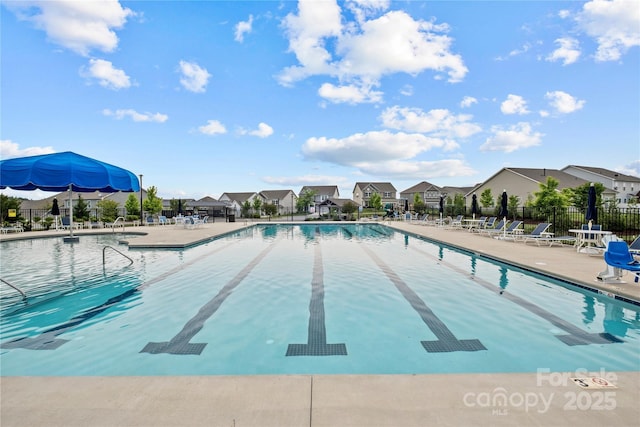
[
  {"x1": 1, "y1": 239, "x2": 241, "y2": 351},
  {"x1": 141, "y1": 241, "x2": 277, "y2": 355},
  {"x1": 407, "y1": 242, "x2": 623, "y2": 346},
  {"x1": 286, "y1": 239, "x2": 347, "y2": 356},
  {"x1": 360, "y1": 244, "x2": 486, "y2": 353}
]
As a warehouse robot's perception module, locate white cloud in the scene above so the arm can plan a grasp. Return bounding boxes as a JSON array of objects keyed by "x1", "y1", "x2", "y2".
[
  {"x1": 302, "y1": 130, "x2": 446, "y2": 166},
  {"x1": 5, "y1": 0, "x2": 134, "y2": 56},
  {"x1": 278, "y1": 2, "x2": 467, "y2": 104},
  {"x1": 545, "y1": 90, "x2": 586, "y2": 114},
  {"x1": 234, "y1": 15, "x2": 253, "y2": 42},
  {"x1": 480, "y1": 122, "x2": 543, "y2": 153},
  {"x1": 179, "y1": 60, "x2": 211, "y2": 93},
  {"x1": 81, "y1": 59, "x2": 131, "y2": 89},
  {"x1": 318, "y1": 82, "x2": 383, "y2": 104},
  {"x1": 198, "y1": 120, "x2": 227, "y2": 136},
  {"x1": 577, "y1": 0, "x2": 640, "y2": 62},
  {"x1": 616, "y1": 160, "x2": 640, "y2": 178},
  {"x1": 380, "y1": 106, "x2": 481, "y2": 139},
  {"x1": 0, "y1": 140, "x2": 55, "y2": 159},
  {"x1": 500, "y1": 94, "x2": 530, "y2": 115},
  {"x1": 460, "y1": 96, "x2": 478, "y2": 108},
  {"x1": 241, "y1": 122, "x2": 274, "y2": 138},
  {"x1": 103, "y1": 109, "x2": 168, "y2": 123},
  {"x1": 546, "y1": 37, "x2": 581, "y2": 65},
  {"x1": 558, "y1": 10, "x2": 571, "y2": 19},
  {"x1": 353, "y1": 159, "x2": 476, "y2": 180},
  {"x1": 400, "y1": 84, "x2": 413, "y2": 96}
]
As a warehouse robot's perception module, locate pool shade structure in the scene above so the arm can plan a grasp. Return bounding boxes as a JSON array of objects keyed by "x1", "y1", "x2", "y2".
[
  {"x1": 586, "y1": 183, "x2": 597, "y2": 228},
  {"x1": 0, "y1": 151, "x2": 140, "y2": 242}
]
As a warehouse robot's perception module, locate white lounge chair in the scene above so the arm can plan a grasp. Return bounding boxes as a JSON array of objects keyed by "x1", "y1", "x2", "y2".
[{"x1": 519, "y1": 223, "x2": 553, "y2": 245}]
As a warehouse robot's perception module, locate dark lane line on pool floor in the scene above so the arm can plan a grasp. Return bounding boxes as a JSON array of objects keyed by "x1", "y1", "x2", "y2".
[
  {"x1": 286, "y1": 239, "x2": 347, "y2": 356},
  {"x1": 407, "y1": 241, "x2": 623, "y2": 346},
  {"x1": 141, "y1": 241, "x2": 278, "y2": 355},
  {"x1": 1, "y1": 240, "x2": 241, "y2": 351},
  {"x1": 360, "y1": 243, "x2": 486, "y2": 353}
]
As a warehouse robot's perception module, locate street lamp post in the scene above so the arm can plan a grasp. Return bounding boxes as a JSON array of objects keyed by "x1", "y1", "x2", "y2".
[
  {"x1": 291, "y1": 192, "x2": 294, "y2": 222},
  {"x1": 139, "y1": 174, "x2": 143, "y2": 225}
]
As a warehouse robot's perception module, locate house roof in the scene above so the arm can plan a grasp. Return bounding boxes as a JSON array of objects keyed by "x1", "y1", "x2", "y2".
[
  {"x1": 299, "y1": 185, "x2": 339, "y2": 195},
  {"x1": 353, "y1": 182, "x2": 397, "y2": 194},
  {"x1": 260, "y1": 189, "x2": 293, "y2": 200},
  {"x1": 400, "y1": 181, "x2": 440, "y2": 193},
  {"x1": 318, "y1": 198, "x2": 355, "y2": 207},
  {"x1": 564, "y1": 165, "x2": 640, "y2": 183},
  {"x1": 467, "y1": 167, "x2": 591, "y2": 196},
  {"x1": 219, "y1": 192, "x2": 256, "y2": 203}
]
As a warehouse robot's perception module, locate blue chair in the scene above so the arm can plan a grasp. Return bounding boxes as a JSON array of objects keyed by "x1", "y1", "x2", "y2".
[{"x1": 598, "y1": 241, "x2": 640, "y2": 284}]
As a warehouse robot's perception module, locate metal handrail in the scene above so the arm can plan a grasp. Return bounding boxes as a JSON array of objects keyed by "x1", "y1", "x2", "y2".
[
  {"x1": 111, "y1": 216, "x2": 126, "y2": 231},
  {"x1": 103, "y1": 245, "x2": 134, "y2": 266},
  {"x1": 1, "y1": 278, "x2": 27, "y2": 300}
]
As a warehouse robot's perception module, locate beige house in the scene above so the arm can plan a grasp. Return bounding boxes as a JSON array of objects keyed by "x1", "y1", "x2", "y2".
[
  {"x1": 259, "y1": 189, "x2": 297, "y2": 215},
  {"x1": 464, "y1": 167, "x2": 616, "y2": 209},
  {"x1": 218, "y1": 192, "x2": 260, "y2": 216},
  {"x1": 352, "y1": 182, "x2": 397, "y2": 208}
]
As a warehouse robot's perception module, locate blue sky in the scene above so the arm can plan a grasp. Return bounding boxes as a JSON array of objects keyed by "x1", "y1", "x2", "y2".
[{"x1": 1, "y1": 0, "x2": 639, "y2": 201}]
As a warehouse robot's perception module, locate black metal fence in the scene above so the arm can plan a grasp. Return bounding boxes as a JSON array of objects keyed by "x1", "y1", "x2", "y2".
[
  {"x1": 429, "y1": 206, "x2": 640, "y2": 243},
  {"x1": 8, "y1": 205, "x2": 640, "y2": 242}
]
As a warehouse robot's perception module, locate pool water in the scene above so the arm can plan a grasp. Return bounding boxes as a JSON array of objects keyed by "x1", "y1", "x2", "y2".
[{"x1": 1, "y1": 224, "x2": 639, "y2": 376}]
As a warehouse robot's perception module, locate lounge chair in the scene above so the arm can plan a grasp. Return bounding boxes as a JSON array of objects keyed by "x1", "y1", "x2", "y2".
[
  {"x1": 477, "y1": 218, "x2": 507, "y2": 236},
  {"x1": 146, "y1": 216, "x2": 158, "y2": 226},
  {"x1": 472, "y1": 216, "x2": 496, "y2": 233},
  {"x1": 447, "y1": 215, "x2": 464, "y2": 230},
  {"x1": 488, "y1": 220, "x2": 523, "y2": 239},
  {"x1": 519, "y1": 223, "x2": 553, "y2": 245},
  {"x1": 597, "y1": 240, "x2": 640, "y2": 284},
  {"x1": 628, "y1": 235, "x2": 640, "y2": 255}
]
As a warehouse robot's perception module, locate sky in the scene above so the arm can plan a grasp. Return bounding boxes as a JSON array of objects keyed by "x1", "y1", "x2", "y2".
[{"x1": 1, "y1": 0, "x2": 639, "y2": 201}]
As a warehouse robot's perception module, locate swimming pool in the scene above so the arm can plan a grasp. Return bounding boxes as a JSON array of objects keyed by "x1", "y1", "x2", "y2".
[{"x1": 1, "y1": 224, "x2": 639, "y2": 376}]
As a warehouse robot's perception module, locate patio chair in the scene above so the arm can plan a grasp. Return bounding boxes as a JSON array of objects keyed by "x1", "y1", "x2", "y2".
[
  {"x1": 447, "y1": 215, "x2": 464, "y2": 229},
  {"x1": 519, "y1": 223, "x2": 553, "y2": 245},
  {"x1": 472, "y1": 216, "x2": 496, "y2": 233},
  {"x1": 477, "y1": 218, "x2": 507, "y2": 236},
  {"x1": 597, "y1": 240, "x2": 640, "y2": 284}
]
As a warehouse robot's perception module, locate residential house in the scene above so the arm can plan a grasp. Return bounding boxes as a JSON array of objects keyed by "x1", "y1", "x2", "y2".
[
  {"x1": 562, "y1": 165, "x2": 640, "y2": 207},
  {"x1": 259, "y1": 189, "x2": 297, "y2": 216},
  {"x1": 352, "y1": 182, "x2": 397, "y2": 209},
  {"x1": 299, "y1": 185, "x2": 340, "y2": 213},
  {"x1": 19, "y1": 189, "x2": 146, "y2": 218},
  {"x1": 219, "y1": 192, "x2": 261, "y2": 216},
  {"x1": 465, "y1": 167, "x2": 615, "y2": 210},
  {"x1": 400, "y1": 181, "x2": 442, "y2": 209}
]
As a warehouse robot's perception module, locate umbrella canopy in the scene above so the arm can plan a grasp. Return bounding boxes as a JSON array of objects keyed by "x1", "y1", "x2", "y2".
[
  {"x1": 586, "y1": 183, "x2": 597, "y2": 225},
  {"x1": 51, "y1": 198, "x2": 60, "y2": 216},
  {"x1": 0, "y1": 151, "x2": 140, "y2": 193},
  {"x1": 471, "y1": 194, "x2": 478, "y2": 218},
  {"x1": 178, "y1": 199, "x2": 183, "y2": 215},
  {"x1": 439, "y1": 196, "x2": 444, "y2": 214},
  {"x1": 1, "y1": 151, "x2": 139, "y2": 241}
]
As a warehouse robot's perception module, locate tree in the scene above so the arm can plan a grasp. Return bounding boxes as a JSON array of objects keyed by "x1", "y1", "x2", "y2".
[
  {"x1": 142, "y1": 186, "x2": 163, "y2": 216},
  {"x1": 508, "y1": 195, "x2": 520, "y2": 219},
  {"x1": 296, "y1": 189, "x2": 316, "y2": 213},
  {"x1": 241, "y1": 200, "x2": 251, "y2": 218},
  {"x1": 569, "y1": 182, "x2": 605, "y2": 210},
  {"x1": 480, "y1": 188, "x2": 494, "y2": 208},
  {"x1": 413, "y1": 193, "x2": 425, "y2": 215},
  {"x1": 453, "y1": 193, "x2": 465, "y2": 215},
  {"x1": 532, "y1": 177, "x2": 569, "y2": 210},
  {"x1": 263, "y1": 203, "x2": 278, "y2": 217},
  {"x1": 341, "y1": 201, "x2": 357, "y2": 220},
  {"x1": 125, "y1": 194, "x2": 140, "y2": 220},
  {"x1": 73, "y1": 194, "x2": 90, "y2": 221},
  {"x1": 252, "y1": 197, "x2": 262, "y2": 217},
  {"x1": 97, "y1": 199, "x2": 119, "y2": 222},
  {"x1": 370, "y1": 192, "x2": 383, "y2": 211}
]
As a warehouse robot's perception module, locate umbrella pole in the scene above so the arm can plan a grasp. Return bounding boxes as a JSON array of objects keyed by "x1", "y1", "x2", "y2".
[{"x1": 64, "y1": 184, "x2": 79, "y2": 243}]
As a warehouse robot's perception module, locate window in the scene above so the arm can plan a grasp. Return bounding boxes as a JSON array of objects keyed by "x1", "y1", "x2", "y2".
[{"x1": 384, "y1": 192, "x2": 391, "y2": 198}]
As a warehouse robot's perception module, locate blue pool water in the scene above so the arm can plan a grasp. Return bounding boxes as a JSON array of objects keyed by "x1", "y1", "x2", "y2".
[{"x1": 1, "y1": 224, "x2": 639, "y2": 376}]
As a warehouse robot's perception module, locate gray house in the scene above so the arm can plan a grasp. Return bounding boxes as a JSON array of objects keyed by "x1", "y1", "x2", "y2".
[{"x1": 562, "y1": 165, "x2": 639, "y2": 207}]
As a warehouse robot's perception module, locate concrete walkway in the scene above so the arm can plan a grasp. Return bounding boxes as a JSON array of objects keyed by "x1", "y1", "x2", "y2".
[{"x1": 1, "y1": 220, "x2": 639, "y2": 426}]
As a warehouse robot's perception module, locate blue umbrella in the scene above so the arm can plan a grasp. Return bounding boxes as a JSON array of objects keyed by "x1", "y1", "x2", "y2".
[
  {"x1": 1, "y1": 151, "x2": 139, "y2": 240},
  {"x1": 586, "y1": 183, "x2": 597, "y2": 226}
]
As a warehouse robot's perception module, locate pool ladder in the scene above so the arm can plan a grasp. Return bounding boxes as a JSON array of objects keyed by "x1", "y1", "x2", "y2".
[
  {"x1": 1, "y1": 278, "x2": 27, "y2": 301},
  {"x1": 103, "y1": 245, "x2": 134, "y2": 266}
]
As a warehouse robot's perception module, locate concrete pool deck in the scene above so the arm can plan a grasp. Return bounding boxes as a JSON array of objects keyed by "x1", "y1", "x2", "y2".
[{"x1": 1, "y1": 220, "x2": 639, "y2": 426}]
